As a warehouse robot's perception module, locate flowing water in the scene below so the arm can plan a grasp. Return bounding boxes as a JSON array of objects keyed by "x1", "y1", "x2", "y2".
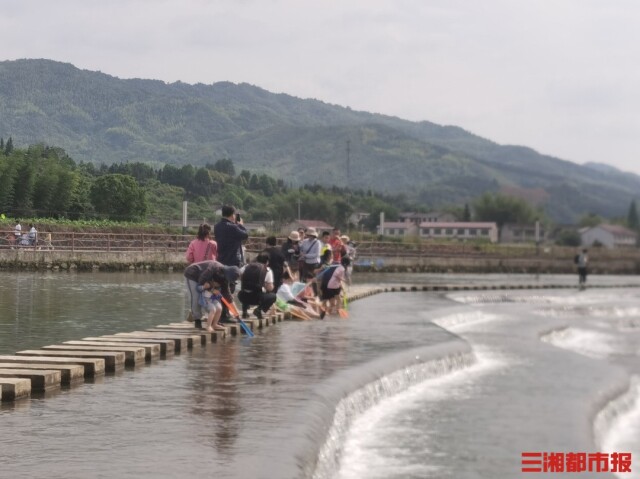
[{"x1": 1, "y1": 271, "x2": 639, "y2": 478}]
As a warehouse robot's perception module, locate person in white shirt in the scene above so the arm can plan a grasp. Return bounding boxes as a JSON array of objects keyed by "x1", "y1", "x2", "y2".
[
  {"x1": 28, "y1": 224, "x2": 37, "y2": 245},
  {"x1": 299, "y1": 228, "x2": 321, "y2": 279},
  {"x1": 276, "y1": 270, "x2": 322, "y2": 319}
]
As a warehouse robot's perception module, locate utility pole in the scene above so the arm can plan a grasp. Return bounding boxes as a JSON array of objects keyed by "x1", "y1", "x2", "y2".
[{"x1": 297, "y1": 198, "x2": 301, "y2": 221}]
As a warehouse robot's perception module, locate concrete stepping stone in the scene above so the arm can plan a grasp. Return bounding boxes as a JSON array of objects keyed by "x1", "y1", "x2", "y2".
[
  {"x1": 0, "y1": 369, "x2": 61, "y2": 392},
  {"x1": 0, "y1": 362, "x2": 84, "y2": 385},
  {"x1": 0, "y1": 378, "x2": 31, "y2": 401},
  {"x1": 0, "y1": 355, "x2": 105, "y2": 377},
  {"x1": 16, "y1": 350, "x2": 125, "y2": 372},
  {"x1": 84, "y1": 337, "x2": 175, "y2": 358},
  {"x1": 64, "y1": 341, "x2": 160, "y2": 361},
  {"x1": 40, "y1": 345, "x2": 144, "y2": 367}
]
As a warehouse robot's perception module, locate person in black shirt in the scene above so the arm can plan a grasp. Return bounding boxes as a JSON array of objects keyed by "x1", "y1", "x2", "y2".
[
  {"x1": 213, "y1": 205, "x2": 248, "y2": 268},
  {"x1": 264, "y1": 236, "x2": 286, "y2": 292},
  {"x1": 281, "y1": 231, "x2": 300, "y2": 275}
]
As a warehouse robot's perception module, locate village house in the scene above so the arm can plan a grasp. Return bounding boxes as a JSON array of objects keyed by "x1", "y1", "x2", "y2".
[
  {"x1": 399, "y1": 211, "x2": 456, "y2": 225},
  {"x1": 500, "y1": 223, "x2": 547, "y2": 244},
  {"x1": 419, "y1": 222, "x2": 499, "y2": 243},
  {"x1": 580, "y1": 224, "x2": 637, "y2": 248},
  {"x1": 381, "y1": 221, "x2": 418, "y2": 237},
  {"x1": 348, "y1": 211, "x2": 370, "y2": 226}
]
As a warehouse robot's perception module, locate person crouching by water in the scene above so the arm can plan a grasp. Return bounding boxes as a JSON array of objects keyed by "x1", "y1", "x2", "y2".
[
  {"x1": 577, "y1": 249, "x2": 589, "y2": 289},
  {"x1": 186, "y1": 224, "x2": 218, "y2": 264},
  {"x1": 276, "y1": 270, "x2": 322, "y2": 319},
  {"x1": 318, "y1": 256, "x2": 350, "y2": 315},
  {"x1": 184, "y1": 261, "x2": 241, "y2": 330},
  {"x1": 238, "y1": 252, "x2": 277, "y2": 320}
]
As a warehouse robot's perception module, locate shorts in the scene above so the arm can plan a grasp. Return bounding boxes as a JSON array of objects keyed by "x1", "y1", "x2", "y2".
[{"x1": 321, "y1": 287, "x2": 341, "y2": 300}]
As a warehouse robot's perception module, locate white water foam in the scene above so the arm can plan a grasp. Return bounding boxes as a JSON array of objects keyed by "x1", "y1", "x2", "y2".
[
  {"x1": 594, "y1": 376, "x2": 640, "y2": 478},
  {"x1": 432, "y1": 310, "x2": 503, "y2": 331},
  {"x1": 312, "y1": 351, "x2": 475, "y2": 479},
  {"x1": 336, "y1": 349, "x2": 504, "y2": 479},
  {"x1": 541, "y1": 327, "x2": 621, "y2": 359}
]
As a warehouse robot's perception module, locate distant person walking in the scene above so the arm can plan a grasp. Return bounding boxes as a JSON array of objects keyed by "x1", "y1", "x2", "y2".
[
  {"x1": 577, "y1": 249, "x2": 589, "y2": 289},
  {"x1": 186, "y1": 224, "x2": 217, "y2": 264}
]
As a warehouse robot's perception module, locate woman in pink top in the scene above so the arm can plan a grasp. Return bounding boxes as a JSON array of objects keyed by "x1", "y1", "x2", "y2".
[{"x1": 186, "y1": 224, "x2": 218, "y2": 264}]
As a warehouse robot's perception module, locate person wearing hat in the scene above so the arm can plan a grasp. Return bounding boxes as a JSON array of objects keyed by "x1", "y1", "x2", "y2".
[
  {"x1": 299, "y1": 227, "x2": 321, "y2": 279},
  {"x1": 184, "y1": 260, "x2": 241, "y2": 329},
  {"x1": 281, "y1": 231, "x2": 301, "y2": 274}
]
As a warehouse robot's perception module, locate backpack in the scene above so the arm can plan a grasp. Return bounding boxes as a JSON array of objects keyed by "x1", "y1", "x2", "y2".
[
  {"x1": 574, "y1": 254, "x2": 580, "y2": 265},
  {"x1": 241, "y1": 262, "x2": 267, "y2": 292}
]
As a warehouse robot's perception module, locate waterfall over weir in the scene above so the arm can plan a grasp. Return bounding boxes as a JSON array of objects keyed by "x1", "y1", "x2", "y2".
[{"x1": 296, "y1": 340, "x2": 474, "y2": 479}]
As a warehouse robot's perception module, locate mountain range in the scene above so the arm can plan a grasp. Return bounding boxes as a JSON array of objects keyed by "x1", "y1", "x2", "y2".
[{"x1": 1, "y1": 58, "x2": 638, "y2": 223}]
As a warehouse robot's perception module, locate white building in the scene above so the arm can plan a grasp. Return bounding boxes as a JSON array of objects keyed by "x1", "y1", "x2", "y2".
[
  {"x1": 580, "y1": 224, "x2": 637, "y2": 248},
  {"x1": 500, "y1": 223, "x2": 547, "y2": 244},
  {"x1": 399, "y1": 211, "x2": 456, "y2": 225},
  {"x1": 381, "y1": 222, "x2": 418, "y2": 237},
  {"x1": 419, "y1": 222, "x2": 498, "y2": 243}
]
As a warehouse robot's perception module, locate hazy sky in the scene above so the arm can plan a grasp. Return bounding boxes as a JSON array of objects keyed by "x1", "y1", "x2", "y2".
[{"x1": 2, "y1": 0, "x2": 640, "y2": 174}]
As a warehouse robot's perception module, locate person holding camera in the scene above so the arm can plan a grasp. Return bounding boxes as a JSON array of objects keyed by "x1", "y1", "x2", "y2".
[{"x1": 213, "y1": 205, "x2": 248, "y2": 268}]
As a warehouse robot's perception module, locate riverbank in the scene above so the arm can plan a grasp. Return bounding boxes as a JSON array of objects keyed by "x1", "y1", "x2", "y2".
[{"x1": 1, "y1": 248, "x2": 639, "y2": 275}]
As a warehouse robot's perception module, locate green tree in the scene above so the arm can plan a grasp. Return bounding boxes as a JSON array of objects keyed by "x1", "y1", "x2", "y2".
[
  {"x1": 193, "y1": 167, "x2": 214, "y2": 196},
  {"x1": 463, "y1": 203, "x2": 471, "y2": 221},
  {"x1": 50, "y1": 169, "x2": 78, "y2": 216},
  {"x1": 0, "y1": 159, "x2": 16, "y2": 211},
  {"x1": 13, "y1": 161, "x2": 36, "y2": 212},
  {"x1": 627, "y1": 200, "x2": 639, "y2": 230},
  {"x1": 67, "y1": 173, "x2": 94, "y2": 219},
  {"x1": 4, "y1": 137, "x2": 13, "y2": 155},
  {"x1": 259, "y1": 174, "x2": 274, "y2": 196},
  {"x1": 32, "y1": 168, "x2": 58, "y2": 214},
  {"x1": 90, "y1": 174, "x2": 147, "y2": 221},
  {"x1": 473, "y1": 193, "x2": 539, "y2": 239},
  {"x1": 212, "y1": 158, "x2": 235, "y2": 176},
  {"x1": 578, "y1": 213, "x2": 602, "y2": 228},
  {"x1": 555, "y1": 229, "x2": 581, "y2": 247}
]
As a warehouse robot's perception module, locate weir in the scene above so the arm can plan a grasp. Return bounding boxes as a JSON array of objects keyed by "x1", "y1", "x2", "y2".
[{"x1": 1, "y1": 281, "x2": 638, "y2": 404}]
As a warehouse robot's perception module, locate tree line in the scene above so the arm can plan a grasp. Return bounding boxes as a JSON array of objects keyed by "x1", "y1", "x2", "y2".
[
  {"x1": 0, "y1": 141, "x2": 415, "y2": 227},
  {"x1": 2, "y1": 140, "x2": 636, "y2": 240}
]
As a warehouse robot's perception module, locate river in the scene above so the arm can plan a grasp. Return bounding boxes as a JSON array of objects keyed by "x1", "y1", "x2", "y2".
[{"x1": 1, "y1": 271, "x2": 639, "y2": 478}]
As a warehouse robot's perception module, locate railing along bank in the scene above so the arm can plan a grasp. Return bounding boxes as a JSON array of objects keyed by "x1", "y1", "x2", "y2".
[{"x1": 3, "y1": 230, "x2": 640, "y2": 262}]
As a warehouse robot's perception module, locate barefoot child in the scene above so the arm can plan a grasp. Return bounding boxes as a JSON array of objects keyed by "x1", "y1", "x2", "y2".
[{"x1": 199, "y1": 286, "x2": 225, "y2": 332}]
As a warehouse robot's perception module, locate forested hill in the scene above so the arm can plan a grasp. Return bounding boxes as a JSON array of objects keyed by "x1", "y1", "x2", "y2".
[{"x1": 1, "y1": 58, "x2": 639, "y2": 222}]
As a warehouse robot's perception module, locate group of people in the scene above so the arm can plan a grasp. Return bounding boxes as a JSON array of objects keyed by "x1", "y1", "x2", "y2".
[
  {"x1": 183, "y1": 205, "x2": 358, "y2": 331},
  {"x1": 7, "y1": 221, "x2": 38, "y2": 247}
]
